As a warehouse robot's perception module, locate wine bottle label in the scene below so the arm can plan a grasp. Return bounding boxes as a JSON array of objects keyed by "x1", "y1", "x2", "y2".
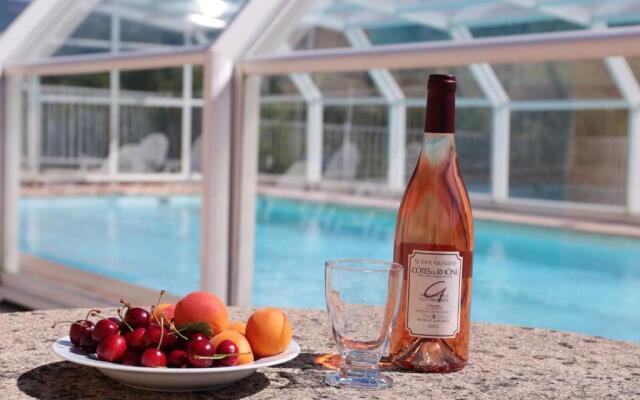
[{"x1": 405, "y1": 248, "x2": 463, "y2": 338}]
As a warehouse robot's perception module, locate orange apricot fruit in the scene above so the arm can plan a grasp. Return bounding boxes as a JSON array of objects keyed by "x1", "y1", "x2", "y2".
[
  {"x1": 174, "y1": 291, "x2": 229, "y2": 336},
  {"x1": 227, "y1": 321, "x2": 246, "y2": 335},
  {"x1": 245, "y1": 308, "x2": 292, "y2": 358},
  {"x1": 152, "y1": 303, "x2": 175, "y2": 322},
  {"x1": 210, "y1": 330, "x2": 254, "y2": 365}
]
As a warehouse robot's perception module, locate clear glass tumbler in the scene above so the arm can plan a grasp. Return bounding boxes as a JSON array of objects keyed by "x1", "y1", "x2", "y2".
[{"x1": 324, "y1": 259, "x2": 404, "y2": 389}]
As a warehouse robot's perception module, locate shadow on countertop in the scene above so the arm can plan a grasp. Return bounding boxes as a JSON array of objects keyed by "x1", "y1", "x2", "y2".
[{"x1": 17, "y1": 361, "x2": 270, "y2": 399}]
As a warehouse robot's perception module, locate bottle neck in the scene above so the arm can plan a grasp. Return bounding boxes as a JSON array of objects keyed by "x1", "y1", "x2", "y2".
[
  {"x1": 424, "y1": 90, "x2": 455, "y2": 134},
  {"x1": 421, "y1": 132, "x2": 456, "y2": 167}
]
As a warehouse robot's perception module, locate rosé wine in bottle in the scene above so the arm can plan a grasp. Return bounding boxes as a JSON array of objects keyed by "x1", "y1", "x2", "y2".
[{"x1": 390, "y1": 74, "x2": 474, "y2": 373}]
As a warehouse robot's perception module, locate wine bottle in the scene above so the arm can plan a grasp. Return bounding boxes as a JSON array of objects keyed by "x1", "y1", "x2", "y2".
[{"x1": 390, "y1": 74, "x2": 474, "y2": 373}]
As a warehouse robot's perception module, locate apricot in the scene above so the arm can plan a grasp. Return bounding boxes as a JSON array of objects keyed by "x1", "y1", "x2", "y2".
[
  {"x1": 152, "y1": 303, "x2": 175, "y2": 322},
  {"x1": 174, "y1": 291, "x2": 229, "y2": 336},
  {"x1": 227, "y1": 321, "x2": 246, "y2": 335},
  {"x1": 210, "y1": 330, "x2": 254, "y2": 365},
  {"x1": 245, "y1": 308, "x2": 292, "y2": 358}
]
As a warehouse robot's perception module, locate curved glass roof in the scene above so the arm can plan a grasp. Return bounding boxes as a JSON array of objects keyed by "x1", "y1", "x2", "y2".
[
  {"x1": 294, "y1": 0, "x2": 640, "y2": 45},
  {"x1": 9, "y1": 0, "x2": 246, "y2": 60}
]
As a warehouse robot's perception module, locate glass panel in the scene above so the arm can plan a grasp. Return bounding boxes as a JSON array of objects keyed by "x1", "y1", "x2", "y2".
[
  {"x1": 628, "y1": 56, "x2": 640, "y2": 82},
  {"x1": 39, "y1": 73, "x2": 111, "y2": 173},
  {"x1": 35, "y1": 0, "x2": 246, "y2": 59},
  {"x1": 261, "y1": 75, "x2": 301, "y2": 97},
  {"x1": 121, "y1": 67, "x2": 183, "y2": 97},
  {"x1": 191, "y1": 106, "x2": 203, "y2": 173},
  {"x1": 259, "y1": 103, "x2": 307, "y2": 176},
  {"x1": 193, "y1": 65, "x2": 203, "y2": 99},
  {"x1": 314, "y1": 72, "x2": 380, "y2": 98},
  {"x1": 407, "y1": 106, "x2": 491, "y2": 193},
  {"x1": 323, "y1": 105, "x2": 388, "y2": 182},
  {"x1": 366, "y1": 24, "x2": 449, "y2": 45},
  {"x1": 19, "y1": 65, "x2": 203, "y2": 298},
  {"x1": 494, "y1": 60, "x2": 621, "y2": 100},
  {"x1": 292, "y1": 27, "x2": 351, "y2": 50},
  {"x1": 282, "y1": 0, "x2": 640, "y2": 54},
  {"x1": 509, "y1": 110, "x2": 628, "y2": 205}
]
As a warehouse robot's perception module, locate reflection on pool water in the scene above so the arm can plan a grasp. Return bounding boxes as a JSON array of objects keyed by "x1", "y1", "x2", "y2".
[{"x1": 19, "y1": 195, "x2": 640, "y2": 342}]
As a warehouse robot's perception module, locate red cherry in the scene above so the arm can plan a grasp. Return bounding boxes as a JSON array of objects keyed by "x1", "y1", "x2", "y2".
[
  {"x1": 167, "y1": 349, "x2": 189, "y2": 368},
  {"x1": 69, "y1": 320, "x2": 94, "y2": 346},
  {"x1": 143, "y1": 325, "x2": 162, "y2": 348},
  {"x1": 92, "y1": 319, "x2": 119, "y2": 342},
  {"x1": 124, "y1": 307, "x2": 150, "y2": 329},
  {"x1": 162, "y1": 332, "x2": 178, "y2": 350},
  {"x1": 96, "y1": 335, "x2": 127, "y2": 362},
  {"x1": 123, "y1": 327, "x2": 146, "y2": 350},
  {"x1": 188, "y1": 332, "x2": 208, "y2": 342},
  {"x1": 141, "y1": 348, "x2": 167, "y2": 368},
  {"x1": 187, "y1": 340, "x2": 214, "y2": 368},
  {"x1": 143, "y1": 326, "x2": 177, "y2": 350},
  {"x1": 120, "y1": 348, "x2": 141, "y2": 366},
  {"x1": 215, "y1": 340, "x2": 239, "y2": 366},
  {"x1": 79, "y1": 328, "x2": 98, "y2": 353},
  {"x1": 178, "y1": 332, "x2": 206, "y2": 349}
]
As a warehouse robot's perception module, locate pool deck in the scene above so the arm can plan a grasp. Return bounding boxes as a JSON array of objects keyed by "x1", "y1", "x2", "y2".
[
  {"x1": 19, "y1": 181, "x2": 640, "y2": 239},
  {"x1": 1, "y1": 307, "x2": 639, "y2": 399}
]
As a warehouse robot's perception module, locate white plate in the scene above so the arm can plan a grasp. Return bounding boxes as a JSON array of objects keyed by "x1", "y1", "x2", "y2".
[{"x1": 52, "y1": 336, "x2": 301, "y2": 392}]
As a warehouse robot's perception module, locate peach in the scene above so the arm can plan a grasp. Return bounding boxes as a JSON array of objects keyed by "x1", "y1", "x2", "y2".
[
  {"x1": 227, "y1": 321, "x2": 246, "y2": 335},
  {"x1": 245, "y1": 308, "x2": 292, "y2": 358},
  {"x1": 174, "y1": 291, "x2": 229, "y2": 336},
  {"x1": 210, "y1": 330, "x2": 254, "y2": 365},
  {"x1": 152, "y1": 303, "x2": 175, "y2": 322}
]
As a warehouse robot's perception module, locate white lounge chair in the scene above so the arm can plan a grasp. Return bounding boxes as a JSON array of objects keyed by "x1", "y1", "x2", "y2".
[{"x1": 118, "y1": 132, "x2": 169, "y2": 172}]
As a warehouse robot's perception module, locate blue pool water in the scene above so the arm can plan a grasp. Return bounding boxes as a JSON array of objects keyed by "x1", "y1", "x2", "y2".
[{"x1": 19, "y1": 195, "x2": 640, "y2": 342}]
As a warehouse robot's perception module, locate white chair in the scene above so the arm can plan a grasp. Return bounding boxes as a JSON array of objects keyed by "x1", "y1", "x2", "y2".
[{"x1": 119, "y1": 133, "x2": 169, "y2": 172}]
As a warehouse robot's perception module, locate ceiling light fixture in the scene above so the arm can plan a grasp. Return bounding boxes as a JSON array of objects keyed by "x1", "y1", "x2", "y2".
[{"x1": 188, "y1": 13, "x2": 227, "y2": 29}]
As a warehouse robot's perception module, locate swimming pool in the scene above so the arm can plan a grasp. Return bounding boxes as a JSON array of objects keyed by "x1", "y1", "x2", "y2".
[{"x1": 19, "y1": 195, "x2": 640, "y2": 342}]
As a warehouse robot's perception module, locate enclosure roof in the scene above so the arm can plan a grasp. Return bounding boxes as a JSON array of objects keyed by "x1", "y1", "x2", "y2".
[
  {"x1": 300, "y1": 0, "x2": 640, "y2": 37},
  {"x1": 0, "y1": 0, "x2": 247, "y2": 62},
  {"x1": 2, "y1": 0, "x2": 640, "y2": 65}
]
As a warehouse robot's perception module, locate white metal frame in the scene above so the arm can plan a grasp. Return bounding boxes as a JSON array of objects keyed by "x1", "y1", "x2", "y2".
[{"x1": 2, "y1": 0, "x2": 640, "y2": 308}]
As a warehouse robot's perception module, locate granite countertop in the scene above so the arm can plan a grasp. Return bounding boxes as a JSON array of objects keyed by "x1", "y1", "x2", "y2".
[{"x1": 0, "y1": 307, "x2": 639, "y2": 399}]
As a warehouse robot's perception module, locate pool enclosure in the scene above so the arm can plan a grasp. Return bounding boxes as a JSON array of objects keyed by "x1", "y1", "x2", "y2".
[{"x1": 1, "y1": 0, "x2": 640, "y2": 307}]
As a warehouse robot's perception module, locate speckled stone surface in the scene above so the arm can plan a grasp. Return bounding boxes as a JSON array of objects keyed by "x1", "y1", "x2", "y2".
[{"x1": 1, "y1": 308, "x2": 639, "y2": 399}]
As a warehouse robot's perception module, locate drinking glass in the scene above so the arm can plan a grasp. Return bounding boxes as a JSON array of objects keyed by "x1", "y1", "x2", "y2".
[{"x1": 324, "y1": 259, "x2": 404, "y2": 389}]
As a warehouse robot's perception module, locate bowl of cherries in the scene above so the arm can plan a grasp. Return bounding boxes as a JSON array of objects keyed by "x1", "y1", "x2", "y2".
[{"x1": 52, "y1": 291, "x2": 300, "y2": 392}]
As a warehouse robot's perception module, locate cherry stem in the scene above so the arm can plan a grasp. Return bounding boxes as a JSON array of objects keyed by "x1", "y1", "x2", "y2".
[
  {"x1": 119, "y1": 299, "x2": 131, "y2": 317},
  {"x1": 193, "y1": 352, "x2": 251, "y2": 360},
  {"x1": 51, "y1": 320, "x2": 85, "y2": 329},
  {"x1": 88, "y1": 311, "x2": 105, "y2": 320},
  {"x1": 168, "y1": 321, "x2": 188, "y2": 340},
  {"x1": 117, "y1": 307, "x2": 133, "y2": 331},
  {"x1": 154, "y1": 290, "x2": 166, "y2": 309},
  {"x1": 85, "y1": 309, "x2": 101, "y2": 321},
  {"x1": 157, "y1": 316, "x2": 165, "y2": 351}
]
